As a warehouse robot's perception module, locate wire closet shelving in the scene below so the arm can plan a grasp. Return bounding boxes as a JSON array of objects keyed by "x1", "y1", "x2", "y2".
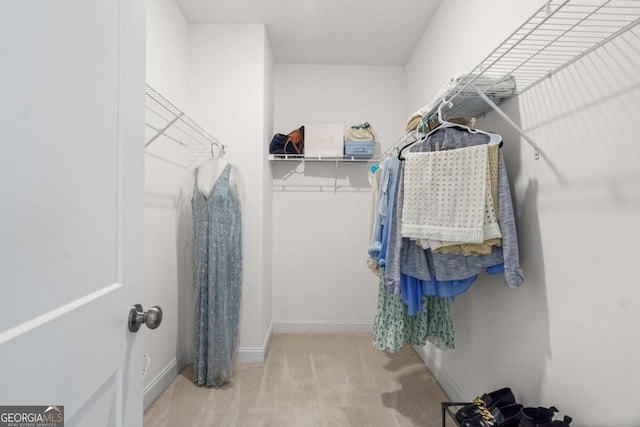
[
  {"x1": 267, "y1": 154, "x2": 380, "y2": 162},
  {"x1": 145, "y1": 1, "x2": 640, "y2": 166},
  {"x1": 404, "y1": 0, "x2": 640, "y2": 160},
  {"x1": 145, "y1": 84, "x2": 225, "y2": 169}
]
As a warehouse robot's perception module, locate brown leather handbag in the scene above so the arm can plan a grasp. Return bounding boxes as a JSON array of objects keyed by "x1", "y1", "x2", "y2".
[
  {"x1": 269, "y1": 126, "x2": 305, "y2": 155},
  {"x1": 284, "y1": 126, "x2": 304, "y2": 154}
]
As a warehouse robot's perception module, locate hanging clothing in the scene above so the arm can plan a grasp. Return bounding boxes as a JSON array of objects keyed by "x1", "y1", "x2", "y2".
[
  {"x1": 368, "y1": 158, "x2": 393, "y2": 261},
  {"x1": 397, "y1": 127, "x2": 523, "y2": 287},
  {"x1": 370, "y1": 154, "x2": 459, "y2": 351},
  {"x1": 192, "y1": 163, "x2": 243, "y2": 387},
  {"x1": 425, "y1": 143, "x2": 502, "y2": 253},
  {"x1": 402, "y1": 144, "x2": 493, "y2": 244},
  {"x1": 372, "y1": 278, "x2": 455, "y2": 352},
  {"x1": 367, "y1": 167, "x2": 383, "y2": 277},
  {"x1": 420, "y1": 128, "x2": 523, "y2": 287},
  {"x1": 378, "y1": 156, "x2": 401, "y2": 270},
  {"x1": 369, "y1": 125, "x2": 523, "y2": 353},
  {"x1": 383, "y1": 153, "x2": 504, "y2": 297}
]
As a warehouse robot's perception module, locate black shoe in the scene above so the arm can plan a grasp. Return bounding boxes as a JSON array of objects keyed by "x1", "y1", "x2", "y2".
[
  {"x1": 460, "y1": 403, "x2": 523, "y2": 427},
  {"x1": 520, "y1": 406, "x2": 558, "y2": 427},
  {"x1": 550, "y1": 415, "x2": 572, "y2": 426},
  {"x1": 520, "y1": 406, "x2": 572, "y2": 427},
  {"x1": 455, "y1": 387, "x2": 517, "y2": 422}
]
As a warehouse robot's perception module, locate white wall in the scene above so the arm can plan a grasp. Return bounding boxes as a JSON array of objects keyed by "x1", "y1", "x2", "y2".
[
  {"x1": 188, "y1": 24, "x2": 274, "y2": 358},
  {"x1": 262, "y1": 35, "x2": 275, "y2": 343},
  {"x1": 272, "y1": 65, "x2": 405, "y2": 331},
  {"x1": 143, "y1": 0, "x2": 192, "y2": 408},
  {"x1": 145, "y1": 0, "x2": 189, "y2": 110},
  {"x1": 144, "y1": 6, "x2": 275, "y2": 409},
  {"x1": 406, "y1": 1, "x2": 640, "y2": 425}
]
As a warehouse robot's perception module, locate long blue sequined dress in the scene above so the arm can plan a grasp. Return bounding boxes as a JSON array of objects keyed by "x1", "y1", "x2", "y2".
[{"x1": 192, "y1": 163, "x2": 242, "y2": 387}]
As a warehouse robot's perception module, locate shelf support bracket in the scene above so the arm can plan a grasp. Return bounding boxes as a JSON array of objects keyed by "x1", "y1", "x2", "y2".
[
  {"x1": 145, "y1": 112, "x2": 184, "y2": 148},
  {"x1": 470, "y1": 84, "x2": 540, "y2": 160}
]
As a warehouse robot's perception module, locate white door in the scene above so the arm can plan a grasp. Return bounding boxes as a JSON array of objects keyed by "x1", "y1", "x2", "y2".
[{"x1": 0, "y1": 0, "x2": 145, "y2": 426}]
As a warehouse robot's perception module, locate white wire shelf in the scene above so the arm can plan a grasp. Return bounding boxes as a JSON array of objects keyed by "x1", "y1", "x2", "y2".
[
  {"x1": 427, "y1": 0, "x2": 640, "y2": 121},
  {"x1": 270, "y1": 154, "x2": 379, "y2": 191},
  {"x1": 145, "y1": 84, "x2": 225, "y2": 169},
  {"x1": 268, "y1": 154, "x2": 380, "y2": 162}
]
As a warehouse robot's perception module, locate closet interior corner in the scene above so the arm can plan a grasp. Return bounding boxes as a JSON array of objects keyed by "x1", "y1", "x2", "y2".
[{"x1": 142, "y1": 0, "x2": 640, "y2": 424}]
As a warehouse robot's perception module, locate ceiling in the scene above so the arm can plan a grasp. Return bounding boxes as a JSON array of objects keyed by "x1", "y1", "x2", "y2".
[{"x1": 174, "y1": 0, "x2": 443, "y2": 65}]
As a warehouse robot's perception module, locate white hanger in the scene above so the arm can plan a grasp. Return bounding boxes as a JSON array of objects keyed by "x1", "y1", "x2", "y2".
[
  {"x1": 399, "y1": 98, "x2": 501, "y2": 160},
  {"x1": 426, "y1": 98, "x2": 502, "y2": 145}
]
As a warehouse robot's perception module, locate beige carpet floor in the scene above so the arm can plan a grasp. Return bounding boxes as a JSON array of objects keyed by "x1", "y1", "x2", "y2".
[{"x1": 144, "y1": 334, "x2": 452, "y2": 427}]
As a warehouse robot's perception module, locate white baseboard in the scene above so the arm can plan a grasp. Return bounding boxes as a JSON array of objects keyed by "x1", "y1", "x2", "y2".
[
  {"x1": 272, "y1": 320, "x2": 373, "y2": 334},
  {"x1": 238, "y1": 323, "x2": 273, "y2": 364},
  {"x1": 412, "y1": 344, "x2": 466, "y2": 402},
  {"x1": 143, "y1": 349, "x2": 191, "y2": 412}
]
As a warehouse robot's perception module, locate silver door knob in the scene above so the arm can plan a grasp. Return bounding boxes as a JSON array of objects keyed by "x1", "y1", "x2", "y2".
[{"x1": 128, "y1": 304, "x2": 163, "y2": 332}]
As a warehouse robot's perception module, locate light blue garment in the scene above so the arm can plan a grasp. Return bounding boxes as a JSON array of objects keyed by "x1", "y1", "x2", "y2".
[
  {"x1": 368, "y1": 156, "x2": 401, "y2": 268},
  {"x1": 383, "y1": 161, "x2": 405, "y2": 294},
  {"x1": 399, "y1": 258, "x2": 507, "y2": 316},
  {"x1": 378, "y1": 156, "x2": 401, "y2": 269},
  {"x1": 368, "y1": 159, "x2": 389, "y2": 260},
  {"x1": 400, "y1": 236, "x2": 504, "y2": 301},
  {"x1": 399, "y1": 237, "x2": 475, "y2": 314},
  {"x1": 400, "y1": 274, "x2": 476, "y2": 316},
  {"x1": 192, "y1": 164, "x2": 243, "y2": 387}
]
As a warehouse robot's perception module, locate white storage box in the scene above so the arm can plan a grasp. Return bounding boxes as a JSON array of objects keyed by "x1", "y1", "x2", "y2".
[{"x1": 304, "y1": 123, "x2": 344, "y2": 158}]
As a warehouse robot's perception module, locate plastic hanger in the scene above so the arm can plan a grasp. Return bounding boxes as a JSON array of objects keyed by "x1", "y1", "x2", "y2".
[
  {"x1": 398, "y1": 98, "x2": 501, "y2": 160},
  {"x1": 430, "y1": 99, "x2": 502, "y2": 145},
  {"x1": 210, "y1": 141, "x2": 226, "y2": 159}
]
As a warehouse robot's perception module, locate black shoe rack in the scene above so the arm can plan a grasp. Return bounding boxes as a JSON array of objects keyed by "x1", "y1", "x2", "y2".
[{"x1": 442, "y1": 401, "x2": 472, "y2": 427}]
